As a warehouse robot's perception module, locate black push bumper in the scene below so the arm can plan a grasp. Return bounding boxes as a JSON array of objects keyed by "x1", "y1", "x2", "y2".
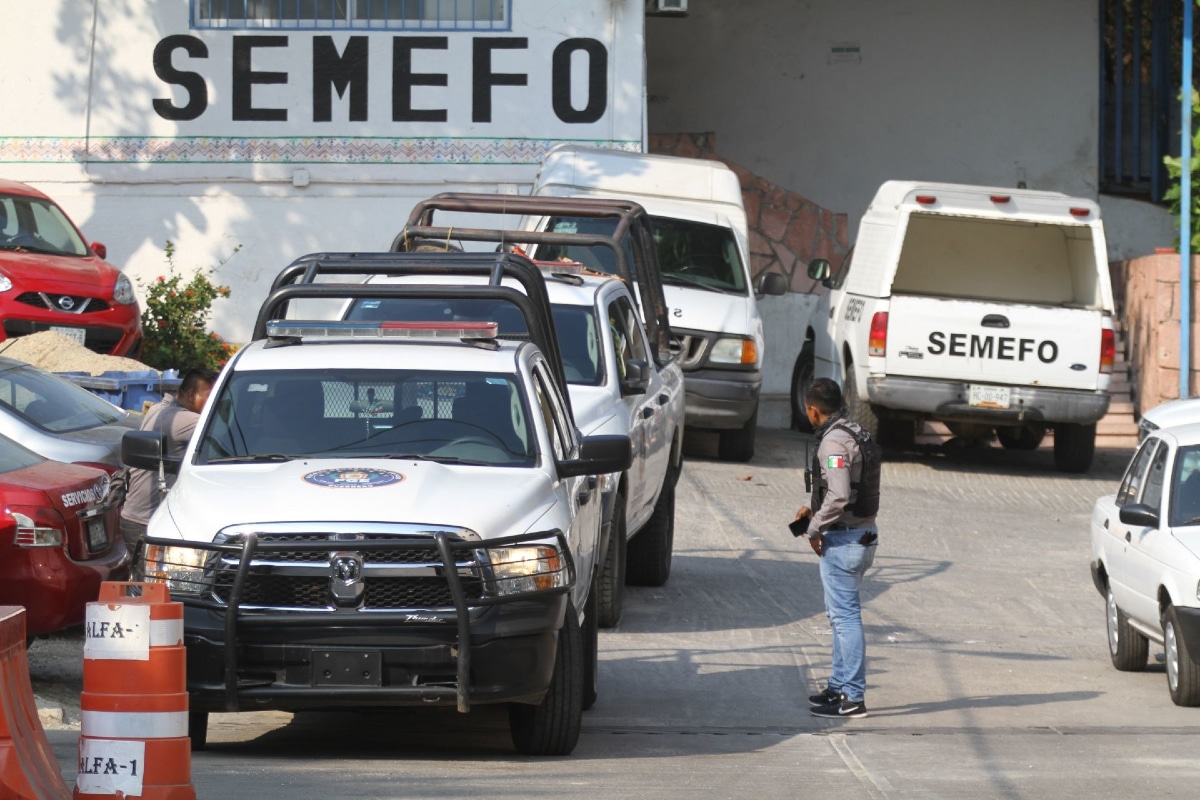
[{"x1": 143, "y1": 530, "x2": 572, "y2": 714}]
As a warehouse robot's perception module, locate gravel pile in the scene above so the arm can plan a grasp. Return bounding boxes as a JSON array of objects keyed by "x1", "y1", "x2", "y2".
[{"x1": 0, "y1": 331, "x2": 155, "y2": 375}]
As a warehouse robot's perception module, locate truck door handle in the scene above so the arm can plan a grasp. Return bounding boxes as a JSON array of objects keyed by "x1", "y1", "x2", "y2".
[
  {"x1": 642, "y1": 407, "x2": 655, "y2": 419},
  {"x1": 1125, "y1": 531, "x2": 1131, "y2": 543},
  {"x1": 981, "y1": 314, "x2": 1010, "y2": 328},
  {"x1": 577, "y1": 479, "x2": 595, "y2": 505},
  {"x1": 1103, "y1": 519, "x2": 1109, "y2": 529}
]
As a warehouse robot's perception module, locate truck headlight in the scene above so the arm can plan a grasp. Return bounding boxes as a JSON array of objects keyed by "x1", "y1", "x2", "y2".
[
  {"x1": 141, "y1": 543, "x2": 208, "y2": 596},
  {"x1": 488, "y1": 545, "x2": 566, "y2": 596},
  {"x1": 708, "y1": 336, "x2": 758, "y2": 366}
]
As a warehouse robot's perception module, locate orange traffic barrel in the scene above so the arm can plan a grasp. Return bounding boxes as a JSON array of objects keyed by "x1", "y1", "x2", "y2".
[{"x1": 73, "y1": 582, "x2": 195, "y2": 800}]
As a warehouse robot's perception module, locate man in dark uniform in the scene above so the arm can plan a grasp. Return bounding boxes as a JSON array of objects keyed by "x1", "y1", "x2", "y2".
[{"x1": 794, "y1": 378, "x2": 879, "y2": 719}]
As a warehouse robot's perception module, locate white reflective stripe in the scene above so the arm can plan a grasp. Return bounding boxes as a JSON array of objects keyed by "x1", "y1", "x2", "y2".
[
  {"x1": 81, "y1": 710, "x2": 188, "y2": 739},
  {"x1": 150, "y1": 618, "x2": 184, "y2": 647}
]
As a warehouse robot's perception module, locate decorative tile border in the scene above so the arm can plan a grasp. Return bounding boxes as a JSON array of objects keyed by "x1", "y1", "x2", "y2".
[{"x1": 0, "y1": 136, "x2": 640, "y2": 166}]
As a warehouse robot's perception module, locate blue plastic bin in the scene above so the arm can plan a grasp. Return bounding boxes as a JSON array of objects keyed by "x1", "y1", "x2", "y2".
[{"x1": 56, "y1": 369, "x2": 182, "y2": 412}]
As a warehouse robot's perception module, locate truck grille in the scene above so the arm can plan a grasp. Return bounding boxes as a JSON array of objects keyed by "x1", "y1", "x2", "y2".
[{"x1": 206, "y1": 531, "x2": 485, "y2": 612}]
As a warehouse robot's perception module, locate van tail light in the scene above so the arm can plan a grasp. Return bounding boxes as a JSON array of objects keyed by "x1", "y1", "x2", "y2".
[
  {"x1": 9, "y1": 506, "x2": 66, "y2": 548},
  {"x1": 868, "y1": 312, "x2": 888, "y2": 358},
  {"x1": 1100, "y1": 328, "x2": 1115, "y2": 375}
]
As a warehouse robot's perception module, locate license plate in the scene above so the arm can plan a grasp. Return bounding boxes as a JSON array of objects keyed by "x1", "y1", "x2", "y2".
[
  {"x1": 86, "y1": 517, "x2": 107, "y2": 552},
  {"x1": 51, "y1": 326, "x2": 86, "y2": 346},
  {"x1": 313, "y1": 650, "x2": 383, "y2": 687},
  {"x1": 968, "y1": 384, "x2": 1011, "y2": 409}
]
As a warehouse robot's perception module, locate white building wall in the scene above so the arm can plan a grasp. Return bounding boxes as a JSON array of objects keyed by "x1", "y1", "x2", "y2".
[
  {"x1": 646, "y1": 0, "x2": 1172, "y2": 260},
  {"x1": 1, "y1": 1, "x2": 646, "y2": 342}
]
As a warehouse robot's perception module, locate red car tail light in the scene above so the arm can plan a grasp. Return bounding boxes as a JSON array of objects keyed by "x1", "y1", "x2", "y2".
[
  {"x1": 9, "y1": 506, "x2": 66, "y2": 548},
  {"x1": 868, "y1": 312, "x2": 889, "y2": 357},
  {"x1": 1100, "y1": 328, "x2": 1115, "y2": 375}
]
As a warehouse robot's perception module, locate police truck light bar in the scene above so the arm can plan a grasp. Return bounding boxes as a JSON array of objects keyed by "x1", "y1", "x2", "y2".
[{"x1": 266, "y1": 320, "x2": 500, "y2": 340}]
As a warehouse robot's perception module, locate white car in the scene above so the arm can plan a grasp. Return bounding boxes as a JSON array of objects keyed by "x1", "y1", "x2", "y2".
[
  {"x1": 123, "y1": 257, "x2": 631, "y2": 756},
  {"x1": 1090, "y1": 422, "x2": 1200, "y2": 705},
  {"x1": 1138, "y1": 396, "x2": 1200, "y2": 442}
]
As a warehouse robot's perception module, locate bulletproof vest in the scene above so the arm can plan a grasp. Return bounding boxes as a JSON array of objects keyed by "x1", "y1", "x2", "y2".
[{"x1": 811, "y1": 419, "x2": 882, "y2": 518}]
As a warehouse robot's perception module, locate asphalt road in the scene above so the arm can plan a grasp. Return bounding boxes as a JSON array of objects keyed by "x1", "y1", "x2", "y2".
[{"x1": 35, "y1": 428, "x2": 1200, "y2": 799}]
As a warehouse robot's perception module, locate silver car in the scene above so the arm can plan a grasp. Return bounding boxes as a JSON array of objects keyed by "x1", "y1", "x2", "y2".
[{"x1": 0, "y1": 356, "x2": 138, "y2": 468}]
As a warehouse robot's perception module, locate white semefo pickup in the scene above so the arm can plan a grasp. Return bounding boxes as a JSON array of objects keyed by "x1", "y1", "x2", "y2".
[{"x1": 886, "y1": 296, "x2": 1106, "y2": 392}]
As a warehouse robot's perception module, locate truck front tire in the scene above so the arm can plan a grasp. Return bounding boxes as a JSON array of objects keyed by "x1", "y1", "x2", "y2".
[
  {"x1": 1053, "y1": 422, "x2": 1096, "y2": 473},
  {"x1": 509, "y1": 602, "x2": 584, "y2": 755},
  {"x1": 626, "y1": 477, "x2": 675, "y2": 587},
  {"x1": 597, "y1": 493, "x2": 626, "y2": 628},
  {"x1": 718, "y1": 407, "x2": 757, "y2": 462}
]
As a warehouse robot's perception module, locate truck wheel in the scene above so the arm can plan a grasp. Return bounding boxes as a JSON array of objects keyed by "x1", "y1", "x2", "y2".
[
  {"x1": 597, "y1": 492, "x2": 627, "y2": 628},
  {"x1": 1053, "y1": 423, "x2": 1096, "y2": 473},
  {"x1": 844, "y1": 367, "x2": 879, "y2": 438},
  {"x1": 1165, "y1": 604, "x2": 1200, "y2": 706},
  {"x1": 997, "y1": 425, "x2": 1046, "y2": 451},
  {"x1": 790, "y1": 343, "x2": 816, "y2": 432},
  {"x1": 626, "y1": 477, "x2": 675, "y2": 587},
  {"x1": 582, "y1": 582, "x2": 600, "y2": 711},
  {"x1": 1107, "y1": 586, "x2": 1148, "y2": 671},
  {"x1": 189, "y1": 711, "x2": 209, "y2": 751},
  {"x1": 718, "y1": 407, "x2": 757, "y2": 462},
  {"x1": 509, "y1": 601, "x2": 583, "y2": 755}
]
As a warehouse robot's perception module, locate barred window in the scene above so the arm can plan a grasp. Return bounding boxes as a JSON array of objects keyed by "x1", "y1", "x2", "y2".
[{"x1": 192, "y1": 0, "x2": 509, "y2": 30}]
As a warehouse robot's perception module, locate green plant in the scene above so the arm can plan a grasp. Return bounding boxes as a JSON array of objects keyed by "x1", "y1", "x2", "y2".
[
  {"x1": 1163, "y1": 87, "x2": 1200, "y2": 252},
  {"x1": 137, "y1": 240, "x2": 234, "y2": 372}
]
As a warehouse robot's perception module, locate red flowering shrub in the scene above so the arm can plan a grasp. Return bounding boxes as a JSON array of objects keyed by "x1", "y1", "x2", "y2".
[{"x1": 138, "y1": 240, "x2": 234, "y2": 372}]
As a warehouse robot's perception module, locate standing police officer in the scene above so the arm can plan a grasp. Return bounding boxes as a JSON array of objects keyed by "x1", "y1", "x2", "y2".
[{"x1": 794, "y1": 377, "x2": 880, "y2": 719}]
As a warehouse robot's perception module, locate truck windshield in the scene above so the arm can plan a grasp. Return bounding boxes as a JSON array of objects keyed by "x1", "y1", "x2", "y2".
[
  {"x1": 344, "y1": 299, "x2": 603, "y2": 387},
  {"x1": 535, "y1": 215, "x2": 746, "y2": 294},
  {"x1": 197, "y1": 369, "x2": 535, "y2": 467}
]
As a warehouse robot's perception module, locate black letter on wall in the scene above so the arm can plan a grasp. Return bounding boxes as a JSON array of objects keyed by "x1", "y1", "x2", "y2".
[
  {"x1": 153, "y1": 35, "x2": 209, "y2": 121},
  {"x1": 552, "y1": 38, "x2": 607, "y2": 123},
  {"x1": 393, "y1": 37, "x2": 448, "y2": 122},
  {"x1": 313, "y1": 37, "x2": 368, "y2": 122},
  {"x1": 233, "y1": 36, "x2": 288, "y2": 122},
  {"x1": 472, "y1": 38, "x2": 528, "y2": 123}
]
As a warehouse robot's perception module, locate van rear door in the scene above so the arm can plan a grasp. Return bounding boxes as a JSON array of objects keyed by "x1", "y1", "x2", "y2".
[{"x1": 885, "y1": 295, "x2": 1105, "y2": 392}]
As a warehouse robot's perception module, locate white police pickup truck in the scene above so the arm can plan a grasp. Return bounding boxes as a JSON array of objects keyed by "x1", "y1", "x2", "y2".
[
  {"x1": 798, "y1": 181, "x2": 1115, "y2": 473},
  {"x1": 344, "y1": 262, "x2": 686, "y2": 627},
  {"x1": 122, "y1": 255, "x2": 630, "y2": 756},
  {"x1": 393, "y1": 194, "x2": 686, "y2": 625}
]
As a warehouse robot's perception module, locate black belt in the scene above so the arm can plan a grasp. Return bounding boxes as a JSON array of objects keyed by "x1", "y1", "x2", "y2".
[{"x1": 825, "y1": 524, "x2": 878, "y2": 546}]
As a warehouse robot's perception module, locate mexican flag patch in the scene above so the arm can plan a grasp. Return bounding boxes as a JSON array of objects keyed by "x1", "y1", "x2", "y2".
[{"x1": 827, "y1": 455, "x2": 845, "y2": 469}]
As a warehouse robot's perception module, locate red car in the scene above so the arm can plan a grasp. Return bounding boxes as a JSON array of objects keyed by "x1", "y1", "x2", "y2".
[
  {"x1": 0, "y1": 433, "x2": 129, "y2": 637},
  {"x1": 0, "y1": 179, "x2": 142, "y2": 356}
]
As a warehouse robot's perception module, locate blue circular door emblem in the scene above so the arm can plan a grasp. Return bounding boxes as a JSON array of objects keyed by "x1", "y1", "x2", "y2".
[{"x1": 303, "y1": 468, "x2": 404, "y2": 489}]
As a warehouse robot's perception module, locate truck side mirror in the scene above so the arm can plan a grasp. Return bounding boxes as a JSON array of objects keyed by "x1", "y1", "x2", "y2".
[
  {"x1": 807, "y1": 259, "x2": 831, "y2": 282},
  {"x1": 557, "y1": 434, "x2": 633, "y2": 478},
  {"x1": 620, "y1": 359, "x2": 650, "y2": 396},
  {"x1": 756, "y1": 272, "x2": 788, "y2": 297},
  {"x1": 121, "y1": 430, "x2": 180, "y2": 475},
  {"x1": 1118, "y1": 503, "x2": 1159, "y2": 529},
  {"x1": 91, "y1": 242, "x2": 108, "y2": 260}
]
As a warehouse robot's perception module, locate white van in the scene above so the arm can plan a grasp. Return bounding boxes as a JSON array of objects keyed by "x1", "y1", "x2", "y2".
[
  {"x1": 802, "y1": 181, "x2": 1115, "y2": 473},
  {"x1": 531, "y1": 145, "x2": 786, "y2": 461}
]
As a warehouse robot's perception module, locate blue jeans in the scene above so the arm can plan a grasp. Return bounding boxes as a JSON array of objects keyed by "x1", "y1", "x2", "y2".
[{"x1": 819, "y1": 528, "x2": 878, "y2": 702}]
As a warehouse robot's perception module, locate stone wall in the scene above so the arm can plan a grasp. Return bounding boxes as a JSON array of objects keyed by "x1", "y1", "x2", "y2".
[
  {"x1": 1117, "y1": 252, "x2": 1200, "y2": 414},
  {"x1": 648, "y1": 133, "x2": 849, "y2": 291}
]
